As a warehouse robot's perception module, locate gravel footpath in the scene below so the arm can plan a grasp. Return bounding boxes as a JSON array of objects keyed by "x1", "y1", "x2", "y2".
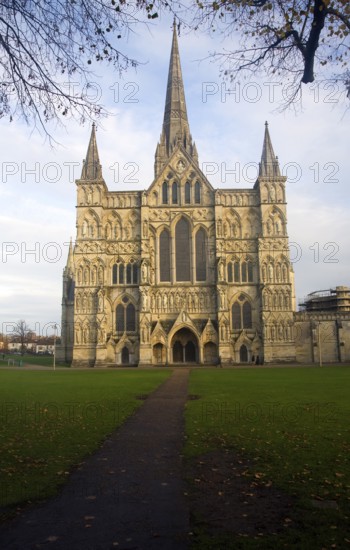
[{"x1": 0, "y1": 369, "x2": 190, "y2": 550}]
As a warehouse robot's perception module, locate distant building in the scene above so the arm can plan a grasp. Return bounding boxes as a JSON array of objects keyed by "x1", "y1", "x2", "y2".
[{"x1": 300, "y1": 286, "x2": 350, "y2": 313}]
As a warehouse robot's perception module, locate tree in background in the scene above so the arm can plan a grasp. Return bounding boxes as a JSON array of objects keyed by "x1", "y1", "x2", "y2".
[
  {"x1": 192, "y1": 0, "x2": 350, "y2": 105},
  {"x1": 11, "y1": 320, "x2": 33, "y2": 355},
  {"x1": 0, "y1": 0, "x2": 159, "y2": 135}
]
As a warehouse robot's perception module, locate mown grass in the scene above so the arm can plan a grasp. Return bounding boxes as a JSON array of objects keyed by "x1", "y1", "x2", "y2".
[
  {"x1": 185, "y1": 367, "x2": 350, "y2": 549},
  {"x1": 0, "y1": 354, "x2": 60, "y2": 367},
  {"x1": 0, "y1": 369, "x2": 170, "y2": 514}
]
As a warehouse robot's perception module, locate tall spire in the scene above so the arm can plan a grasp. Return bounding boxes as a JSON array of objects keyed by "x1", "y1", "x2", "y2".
[
  {"x1": 259, "y1": 122, "x2": 281, "y2": 177},
  {"x1": 81, "y1": 123, "x2": 103, "y2": 180},
  {"x1": 155, "y1": 23, "x2": 197, "y2": 176},
  {"x1": 163, "y1": 23, "x2": 190, "y2": 154}
]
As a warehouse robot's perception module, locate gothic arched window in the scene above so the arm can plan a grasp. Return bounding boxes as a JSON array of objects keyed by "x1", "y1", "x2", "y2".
[
  {"x1": 232, "y1": 303, "x2": 241, "y2": 330},
  {"x1": 126, "y1": 303, "x2": 136, "y2": 332},
  {"x1": 231, "y1": 296, "x2": 253, "y2": 330},
  {"x1": 242, "y1": 259, "x2": 253, "y2": 283},
  {"x1": 195, "y1": 228, "x2": 207, "y2": 281},
  {"x1": 248, "y1": 261, "x2": 253, "y2": 282},
  {"x1": 132, "y1": 264, "x2": 138, "y2": 284},
  {"x1": 116, "y1": 299, "x2": 136, "y2": 334},
  {"x1": 162, "y1": 181, "x2": 168, "y2": 204},
  {"x1": 194, "y1": 181, "x2": 201, "y2": 204},
  {"x1": 112, "y1": 264, "x2": 118, "y2": 285},
  {"x1": 126, "y1": 264, "x2": 132, "y2": 285},
  {"x1": 116, "y1": 304, "x2": 124, "y2": 333},
  {"x1": 175, "y1": 217, "x2": 191, "y2": 281},
  {"x1": 227, "y1": 262, "x2": 233, "y2": 283},
  {"x1": 234, "y1": 261, "x2": 240, "y2": 282},
  {"x1": 159, "y1": 229, "x2": 171, "y2": 282},
  {"x1": 119, "y1": 263, "x2": 124, "y2": 285},
  {"x1": 185, "y1": 181, "x2": 191, "y2": 204},
  {"x1": 172, "y1": 182, "x2": 178, "y2": 204},
  {"x1": 243, "y1": 301, "x2": 252, "y2": 328},
  {"x1": 242, "y1": 261, "x2": 248, "y2": 283}
]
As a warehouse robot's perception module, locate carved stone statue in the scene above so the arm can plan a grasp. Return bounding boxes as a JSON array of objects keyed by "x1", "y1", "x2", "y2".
[{"x1": 141, "y1": 261, "x2": 148, "y2": 283}]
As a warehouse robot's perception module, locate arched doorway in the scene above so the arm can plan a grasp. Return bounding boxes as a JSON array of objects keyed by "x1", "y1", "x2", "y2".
[
  {"x1": 240, "y1": 344, "x2": 248, "y2": 363},
  {"x1": 171, "y1": 328, "x2": 198, "y2": 364},
  {"x1": 185, "y1": 341, "x2": 196, "y2": 362},
  {"x1": 173, "y1": 341, "x2": 183, "y2": 362},
  {"x1": 121, "y1": 346, "x2": 129, "y2": 364}
]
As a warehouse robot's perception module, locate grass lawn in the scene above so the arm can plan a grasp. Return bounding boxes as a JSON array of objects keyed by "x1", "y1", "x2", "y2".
[
  {"x1": 0, "y1": 369, "x2": 170, "y2": 515},
  {"x1": 0, "y1": 354, "x2": 60, "y2": 367},
  {"x1": 185, "y1": 367, "x2": 350, "y2": 549}
]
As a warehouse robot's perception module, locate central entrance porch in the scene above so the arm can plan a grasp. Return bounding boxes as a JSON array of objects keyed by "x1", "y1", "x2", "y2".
[{"x1": 171, "y1": 328, "x2": 199, "y2": 364}]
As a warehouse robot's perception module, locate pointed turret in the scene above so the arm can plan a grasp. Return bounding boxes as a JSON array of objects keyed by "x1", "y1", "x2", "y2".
[
  {"x1": 64, "y1": 238, "x2": 74, "y2": 276},
  {"x1": 67, "y1": 238, "x2": 74, "y2": 269},
  {"x1": 62, "y1": 238, "x2": 75, "y2": 302},
  {"x1": 155, "y1": 24, "x2": 197, "y2": 176},
  {"x1": 259, "y1": 122, "x2": 281, "y2": 177},
  {"x1": 81, "y1": 123, "x2": 103, "y2": 180}
]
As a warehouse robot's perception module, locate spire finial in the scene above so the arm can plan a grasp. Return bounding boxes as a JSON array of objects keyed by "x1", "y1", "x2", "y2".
[
  {"x1": 259, "y1": 122, "x2": 281, "y2": 177},
  {"x1": 81, "y1": 124, "x2": 102, "y2": 180}
]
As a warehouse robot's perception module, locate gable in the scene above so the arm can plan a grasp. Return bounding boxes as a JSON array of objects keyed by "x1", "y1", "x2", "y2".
[{"x1": 147, "y1": 145, "x2": 214, "y2": 207}]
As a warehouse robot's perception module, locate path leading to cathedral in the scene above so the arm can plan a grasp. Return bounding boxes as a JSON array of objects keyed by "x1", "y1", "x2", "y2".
[{"x1": 0, "y1": 369, "x2": 190, "y2": 549}]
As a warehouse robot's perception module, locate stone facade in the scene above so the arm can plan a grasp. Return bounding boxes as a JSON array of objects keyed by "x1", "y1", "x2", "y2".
[{"x1": 57, "y1": 28, "x2": 348, "y2": 367}]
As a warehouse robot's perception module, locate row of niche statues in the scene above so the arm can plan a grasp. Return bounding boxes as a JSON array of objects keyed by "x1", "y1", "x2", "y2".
[
  {"x1": 216, "y1": 218, "x2": 241, "y2": 239},
  {"x1": 263, "y1": 290, "x2": 291, "y2": 310},
  {"x1": 261, "y1": 262, "x2": 289, "y2": 283},
  {"x1": 217, "y1": 218, "x2": 259, "y2": 240},
  {"x1": 106, "y1": 194, "x2": 139, "y2": 208},
  {"x1": 264, "y1": 323, "x2": 293, "y2": 342},
  {"x1": 80, "y1": 186, "x2": 102, "y2": 206},
  {"x1": 75, "y1": 290, "x2": 105, "y2": 313},
  {"x1": 104, "y1": 221, "x2": 139, "y2": 240},
  {"x1": 77, "y1": 265, "x2": 104, "y2": 286},
  {"x1": 76, "y1": 293, "x2": 96, "y2": 313},
  {"x1": 140, "y1": 288, "x2": 215, "y2": 313},
  {"x1": 81, "y1": 221, "x2": 138, "y2": 240},
  {"x1": 260, "y1": 184, "x2": 285, "y2": 203},
  {"x1": 216, "y1": 193, "x2": 254, "y2": 207},
  {"x1": 75, "y1": 322, "x2": 110, "y2": 345},
  {"x1": 74, "y1": 323, "x2": 97, "y2": 344},
  {"x1": 264, "y1": 217, "x2": 284, "y2": 236}
]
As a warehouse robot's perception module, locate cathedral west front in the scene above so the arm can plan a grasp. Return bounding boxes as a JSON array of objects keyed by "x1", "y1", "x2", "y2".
[{"x1": 58, "y1": 27, "x2": 299, "y2": 367}]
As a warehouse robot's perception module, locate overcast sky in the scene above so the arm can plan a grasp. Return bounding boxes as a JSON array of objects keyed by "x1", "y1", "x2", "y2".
[{"x1": 1, "y1": 13, "x2": 349, "y2": 337}]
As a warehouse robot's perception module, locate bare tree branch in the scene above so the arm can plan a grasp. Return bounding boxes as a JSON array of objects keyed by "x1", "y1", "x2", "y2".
[
  {"x1": 190, "y1": 0, "x2": 350, "y2": 108},
  {"x1": 0, "y1": 0, "x2": 162, "y2": 136}
]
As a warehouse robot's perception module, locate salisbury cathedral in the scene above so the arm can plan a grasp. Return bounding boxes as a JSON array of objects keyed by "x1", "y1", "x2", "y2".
[{"x1": 57, "y1": 28, "x2": 350, "y2": 367}]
